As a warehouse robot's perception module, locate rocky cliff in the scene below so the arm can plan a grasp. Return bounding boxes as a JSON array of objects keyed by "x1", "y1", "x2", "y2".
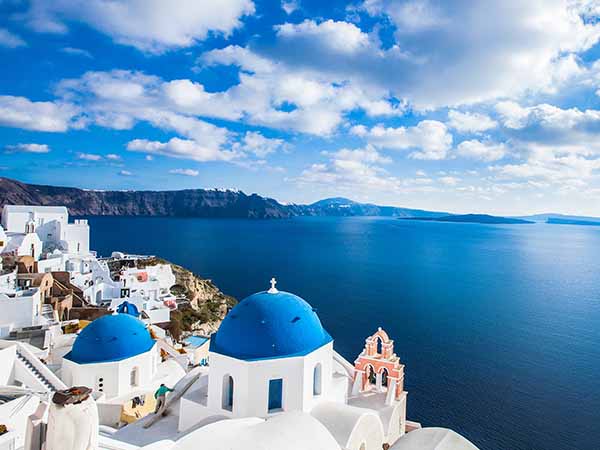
[
  {"x1": 0, "y1": 177, "x2": 293, "y2": 218},
  {"x1": 112, "y1": 256, "x2": 237, "y2": 338},
  {"x1": 0, "y1": 177, "x2": 447, "y2": 218}
]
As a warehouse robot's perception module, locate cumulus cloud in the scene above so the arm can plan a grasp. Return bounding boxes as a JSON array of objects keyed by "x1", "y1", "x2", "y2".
[
  {"x1": 447, "y1": 110, "x2": 497, "y2": 133},
  {"x1": 127, "y1": 137, "x2": 237, "y2": 162},
  {"x1": 106, "y1": 153, "x2": 121, "y2": 160},
  {"x1": 0, "y1": 28, "x2": 26, "y2": 48},
  {"x1": 23, "y1": 0, "x2": 255, "y2": 53},
  {"x1": 262, "y1": 2, "x2": 600, "y2": 109},
  {"x1": 169, "y1": 168, "x2": 199, "y2": 176},
  {"x1": 118, "y1": 170, "x2": 133, "y2": 176},
  {"x1": 233, "y1": 131, "x2": 286, "y2": 157},
  {"x1": 457, "y1": 140, "x2": 507, "y2": 162},
  {"x1": 5, "y1": 143, "x2": 50, "y2": 153},
  {"x1": 0, "y1": 95, "x2": 82, "y2": 132},
  {"x1": 352, "y1": 120, "x2": 453, "y2": 160},
  {"x1": 281, "y1": 0, "x2": 300, "y2": 15},
  {"x1": 297, "y1": 145, "x2": 399, "y2": 191},
  {"x1": 199, "y1": 45, "x2": 404, "y2": 135},
  {"x1": 77, "y1": 152, "x2": 102, "y2": 161}
]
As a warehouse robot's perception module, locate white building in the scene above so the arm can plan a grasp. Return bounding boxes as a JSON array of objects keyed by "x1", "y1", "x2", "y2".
[
  {"x1": 1, "y1": 205, "x2": 90, "y2": 258},
  {"x1": 61, "y1": 314, "x2": 161, "y2": 400}
]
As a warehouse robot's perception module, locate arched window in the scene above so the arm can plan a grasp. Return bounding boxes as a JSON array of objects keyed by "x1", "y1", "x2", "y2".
[
  {"x1": 130, "y1": 367, "x2": 139, "y2": 387},
  {"x1": 376, "y1": 336, "x2": 383, "y2": 355},
  {"x1": 313, "y1": 363, "x2": 322, "y2": 396},
  {"x1": 381, "y1": 368, "x2": 389, "y2": 387},
  {"x1": 268, "y1": 378, "x2": 283, "y2": 412},
  {"x1": 30, "y1": 244, "x2": 35, "y2": 257},
  {"x1": 222, "y1": 375, "x2": 234, "y2": 411},
  {"x1": 367, "y1": 365, "x2": 376, "y2": 384}
]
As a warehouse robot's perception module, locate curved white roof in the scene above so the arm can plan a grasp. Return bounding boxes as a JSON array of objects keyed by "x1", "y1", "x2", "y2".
[
  {"x1": 311, "y1": 401, "x2": 383, "y2": 449},
  {"x1": 390, "y1": 428, "x2": 479, "y2": 450},
  {"x1": 174, "y1": 412, "x2": 341, "y2": 450}
]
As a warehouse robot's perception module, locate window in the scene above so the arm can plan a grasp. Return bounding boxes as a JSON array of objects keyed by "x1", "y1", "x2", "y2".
[
  {"x1": 268, "y1": 378, "x2": 283, "y2": 412},
  {"x1": 313, "y1": 363, "x2": 322, "y2": 396},
  {"x1": 222, "y1": 375, "x2": 234, "y2": 411},
  {"x1": 381, "y1": 368, "x2": 389, "y2": 387},
  {"x1": 130, "y1": 367, "x2": 139, "y2": 387},
  {"x1": 367, "y1": 365, "x2": 376, "y2": 384},
  {"x1": 376, "y1": 337, "x2": 383, "y2": 355}
]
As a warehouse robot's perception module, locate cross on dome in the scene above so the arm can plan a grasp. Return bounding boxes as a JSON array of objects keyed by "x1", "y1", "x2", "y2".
[{"x1": 268, "y1": 277, "x2": 279, "y2": 294}]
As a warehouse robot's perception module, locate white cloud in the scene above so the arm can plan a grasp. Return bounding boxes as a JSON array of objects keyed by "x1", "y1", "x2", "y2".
[
  {"x1": 234, "y1": 131, "x2": 286, "y2": 157},
  {"x1": 0, "y1": 95, "x2": 81, "y2": 132},
  {"x1": 127, "y1": 137, "x2": 237, "y2": 162},
  {"x1": 5, "y1": 143, "x2": 50, "y2": 153},
  {"x1": 169, "y1": 168, "x2": 199, "y2": 177},
  {"x1": 24, "y1": 0, "x2": 255, "y2": 53},
  {"x1": 0, "y1": 28, "x2": 26, "y2": 48},
  {"x1": 77, "y1": 152, "x2": 102, "y2": 161},
  {"x1": 439, "y1": 176, "x2": 460, "y2": 186},
  {"x1": 264, "y1": 2, "x2": 600, "y2": 109},
  {"x1": 106, "y1": 153, "x2": 121, "y2": 160},
  {"x1": 457, "y1": 140, "x2": 507, "y2": 162},
  {"x1": 276, "y1": 20, "x2": 370, "y2": 54},
  {"x1": 118, "y1": 170, "x2": 133, "y2": 176},
  {"x1": 281, "y1": 0, "x2": 299, "y2": 15},
  {"x1": 447, "y1": 110, "x2": 497, "y2": 133},
  {"x1": 297, "y1": 145, "x2": 400, "y2": 191},
  {"x1": 61, "y1": 47, "x2": 92, "y2": 58},
  {"x1": 353, "y1": 120, "x2": 453, "y2": 160},
  {"x1": 199, "y1": 45, "x2": 404, "y2": 135}
]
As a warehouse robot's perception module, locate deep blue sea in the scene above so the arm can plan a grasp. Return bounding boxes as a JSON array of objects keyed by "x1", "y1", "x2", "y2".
[{"x1": 85, "y1": 216, "x2": 600, "y2": 450}]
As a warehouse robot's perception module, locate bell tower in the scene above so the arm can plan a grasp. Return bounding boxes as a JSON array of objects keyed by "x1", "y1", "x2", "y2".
[{"x1": 351, "y1": 327, "x2": 405, "y2": 405}]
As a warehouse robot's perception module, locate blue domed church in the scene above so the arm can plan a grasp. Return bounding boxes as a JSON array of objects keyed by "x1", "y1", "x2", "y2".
[
  {"x1": 62, "y1": 313, "x2": 159, "y2": 399},
  {"x1": 177, "y1": 280, "x2": 409, "y2": 450}
]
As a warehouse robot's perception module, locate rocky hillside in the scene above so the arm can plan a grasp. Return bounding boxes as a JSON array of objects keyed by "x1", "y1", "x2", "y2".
[
  {"x1": 0, "y1": 177, "x2": 447, "y2": 218},
  {"x1": 110, "y1": 256, "x2": 236, "y2": 338}
]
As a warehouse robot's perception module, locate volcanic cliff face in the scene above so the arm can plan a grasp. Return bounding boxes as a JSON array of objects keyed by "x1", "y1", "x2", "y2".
[
  {"x1": 0, "y1": 177, "x2": 294, "y2": 218},
  {"x1": 0, "y1": 177, "x2": 447, "y2": 218}
]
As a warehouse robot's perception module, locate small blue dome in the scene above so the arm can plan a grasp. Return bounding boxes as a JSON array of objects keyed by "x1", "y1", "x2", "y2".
[
  {"x1": 210, "y1": 290, "x2": 333, "y2": 361},
  {"x1": 66, "y1": 314, "x2": 155, "y2": 364},
  {"x1": 117, "y1": 301, "x2": 140, "y2": 317}
]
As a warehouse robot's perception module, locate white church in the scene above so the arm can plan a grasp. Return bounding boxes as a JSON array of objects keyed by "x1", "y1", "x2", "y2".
[{"x1": 1, "y1": 279, "x2": 477, "y2": 450}]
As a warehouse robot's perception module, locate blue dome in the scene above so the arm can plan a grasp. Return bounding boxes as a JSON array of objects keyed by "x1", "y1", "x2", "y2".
[
  {"x1": 66, "y1": 314, "x2": 155, "y2": 364},
  {"x1": 117, "y1": 301, "x2": 140, "y2": 317},
  {"x1": 210, "y1": 290, "x2": 333, "y2": 361}
]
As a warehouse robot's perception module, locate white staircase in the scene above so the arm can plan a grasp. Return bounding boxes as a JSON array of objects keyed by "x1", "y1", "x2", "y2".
[{"x1": 14, "y1": 344, "x2": 67, "y2": 394}]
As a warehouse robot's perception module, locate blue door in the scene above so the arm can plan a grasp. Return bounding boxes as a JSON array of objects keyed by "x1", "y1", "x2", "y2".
[{"x1": 268, "y1": 378, "x2": 283, "y2": 411}]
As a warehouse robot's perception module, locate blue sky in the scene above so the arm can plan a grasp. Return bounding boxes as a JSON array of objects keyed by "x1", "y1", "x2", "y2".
[{"x1": 1, "y1": 0, "x2": 600, "y2": 215}]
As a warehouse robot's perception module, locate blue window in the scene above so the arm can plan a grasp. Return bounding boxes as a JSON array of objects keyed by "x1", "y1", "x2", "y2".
[
  {"x1": 268, "y1": 378, "x2": 283, "y2": 412},
  {"x1": 313, "y1": 363, "x2": 322, "y2": 396},
  {"x1": 222, "y1": 375, "x2": 234, "y2": 411}
]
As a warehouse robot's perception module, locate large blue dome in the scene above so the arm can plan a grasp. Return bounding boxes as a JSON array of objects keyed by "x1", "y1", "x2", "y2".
[
  {"x1": 210, "y1": 290, "x2": 333, "y2": 361},
  {"x1": 66, "y1": 314, "x2": 155, "y2": 364}
]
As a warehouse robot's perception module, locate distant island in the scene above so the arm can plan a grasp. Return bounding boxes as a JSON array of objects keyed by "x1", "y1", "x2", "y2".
[
  {"x1": 547, "y1": 218, "x2": 600, "y2": 226},
  {"x1": 401, "y1": 214, "x2": 534, "y2": 225}
]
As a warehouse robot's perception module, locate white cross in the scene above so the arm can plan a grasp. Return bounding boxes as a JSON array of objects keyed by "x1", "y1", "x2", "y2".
[{"x1": 268, "y1": 277, "x2": 279, "y2": 294}]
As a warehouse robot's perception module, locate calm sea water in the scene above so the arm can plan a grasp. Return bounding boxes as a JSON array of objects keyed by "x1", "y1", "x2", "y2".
[{"x1": 85, "y1": 216, "x2": 600, "y2": 450}]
